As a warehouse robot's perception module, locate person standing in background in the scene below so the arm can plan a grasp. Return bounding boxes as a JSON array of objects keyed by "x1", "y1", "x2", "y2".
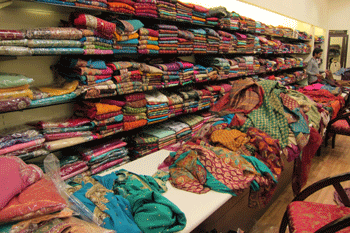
[{"x1": 306, "y1": 48, "x2": 331, "y2": 84}]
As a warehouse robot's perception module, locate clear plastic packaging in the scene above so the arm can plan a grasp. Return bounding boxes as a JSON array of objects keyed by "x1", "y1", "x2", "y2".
[{"x1": 43, "y1": 153, "x2": 99, "y2": 226}]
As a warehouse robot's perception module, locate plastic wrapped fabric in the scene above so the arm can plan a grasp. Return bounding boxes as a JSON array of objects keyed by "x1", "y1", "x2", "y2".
[
  {"x1": 26, "y1": 27, "x2": 83, "y2": 40},
  {"x1": 44, "y1": 136, "x2": 96, "y2": 151},
  {"x1": 0, "y1": 177, "x2": 67, "y2": 223},
  {"x1": 27, "y1": 39, "x2": 83, "y2": 48},
  {"x1": 29, "y1": 91, "x2": 80, "y2": 108},
  {"x1": 0, "y1": 88, "x2": 33, "y2": 100},
  {"x1": 31, "y1": 48, "x2": 84, "y2": 55},
  {"x1": 0, "y1": 30, "x2": 25, "y2": 40},
  {"x1": 0, "y1": 97, "x2": 31, "y2": 113},
  {"x1": 0, "y1": 46, "x2": 32, "y2": 55},
  {"x1": 0, "y1": 73, "x2": 33, "y2": 88},
  {"x1": 0, "y1": 156, "x2": 44, "y2": 210},
  {"x1": 0, "y1": 39, "x2": 28, "y2": 46}
]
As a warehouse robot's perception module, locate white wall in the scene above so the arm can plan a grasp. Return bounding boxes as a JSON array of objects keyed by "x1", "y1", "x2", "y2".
[
  {"x1": 239, "y1": 0, "x2": 329, "y2": 28},
  {"x1": 328, "y1": 0, "x2": 350, "y2": 68}
]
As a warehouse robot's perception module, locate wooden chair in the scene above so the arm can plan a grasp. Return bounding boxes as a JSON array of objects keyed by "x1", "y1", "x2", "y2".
[
  {"x1": 279, "y1": 172, "x2": 350, "y2": 233},
  {"x1": 324, "y1": 95, "x2": 350, "y2": 149}
]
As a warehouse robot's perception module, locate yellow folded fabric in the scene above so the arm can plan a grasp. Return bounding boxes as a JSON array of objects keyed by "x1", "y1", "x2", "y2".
[
  {"x1": 114, "y1": 32, "x2": 139, "y2": 41},
  {"x1": 0, "y1": 88, "x2": 33, "y2": 100},
  {"x1": 38, "y1": 80, "x2": 79, "y2": 96},
  {"x1": 0, "y1": 84, "x2": 30, "y2": 93}
]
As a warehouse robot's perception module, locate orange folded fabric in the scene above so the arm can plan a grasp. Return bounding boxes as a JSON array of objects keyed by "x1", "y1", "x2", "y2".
[{"x1": 124, "y1": 119, "x2": 147, "y2": 131}]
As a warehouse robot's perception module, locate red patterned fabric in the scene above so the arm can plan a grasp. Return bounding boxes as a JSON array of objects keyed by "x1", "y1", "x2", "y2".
[
  {"x1": 288, "y1": 201, "x2": 350, "y2": 232},
  {"x1": 330, "y1": 119, "x2": 350, "y2": 135}
]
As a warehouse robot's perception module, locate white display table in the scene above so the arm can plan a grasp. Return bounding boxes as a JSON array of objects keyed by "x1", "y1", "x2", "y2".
[{"x1": 100, "y1": 149, "x2": 232, "y2": 233}]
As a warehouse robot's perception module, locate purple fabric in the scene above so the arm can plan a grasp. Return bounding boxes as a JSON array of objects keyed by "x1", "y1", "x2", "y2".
[{"x1": 0, "y1": 97, "x2": 31, "y2": 113}]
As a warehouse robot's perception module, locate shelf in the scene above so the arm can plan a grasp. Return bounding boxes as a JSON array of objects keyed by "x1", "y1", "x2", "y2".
[
  {"x1": 0, "y1": 65, "x2": 306, "y2": 115},
  {"x1": 15, "y1": 0, "x2": 311, "y2": 43}
]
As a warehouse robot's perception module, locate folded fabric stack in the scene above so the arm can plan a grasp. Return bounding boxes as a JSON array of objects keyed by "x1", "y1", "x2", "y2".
[
  {"x1": 176, "y1": 1, "x2": 193, "y2": 23},
  {"x1": 206, "y1": 16, "x2": 219, "y2": 26},
  {"x1": 221, "y1": 12, "x2": 240, "y2": 30},
  {"x1": 258, "y1": 36, "x2": 272, "y2": 54},
  {"x1": 177, "y1": 29, "x2": 194, "y2": 54},
  {"x1": 218, "y1": 30, "x2": 232, "y2": 53},
  {"x1": 295, "y1": 57, "x2": 304, "y2": 67},
  {"x1": 204, "y1": 28, "x2": 220, "y2": 54},
  {"x1": 134, "y1": 0, "x2": 158, "y2": 18},
  {"x1": 201, "y1": 111, "x2": 215, "y2": 123},
  {"x1": 122, "y1": 92, "x2": 148, "y2": 131},
  {"x1": 0, "y1": 72, "x2": 33, "y2": 112},
  {"x1": 139, "y1": 63, "x2": 163, "y2": 90},
  {"x1": 159, "y1": 120, "x2": 192, "y2": 143},
  {"x1": 252, "y1": 35, "x2": 261, "y2": 53},
  {"x1": 234, "y1": 57, "x2": 248, "y2": 76},
  {"x1": 52, "y1": 57, "x2": 115, "y2": 99},
  {"x1": 193, "y1": 64, "x2": 211, "y2": 83},
  {"x1": 112, "y1": 19, "x2": 144, "y2": 54},
  {"x1": 192, "y1": 4, "x2": 208, "y2": 25},
  {"x1": 138, "y1": 28, "x2": 159, "y2": 54},
  {"x1": 179, "y1": 89, "x2": 199, "y2": 114},
  {"x1": 209, "y1": 57, "x2": 230, "y2": 80},
  {"x1": 255, "y1": 21, "x2": 263, "y2": 34},
  {"x1": 205, "y1": 84, "x2": 222, "y2": 104},
  {"x1": 156, "y1": 24, "x2": 178, "y2": 54},
  {"x1": 152, "y1": 62, "x2": 179, "y2": 88},
  {"x1": 109, "y1": 61, "x2": 144, "y2": 95},
  {"x1": 177, "y1": 113, "x2": 204, "y2": 136},
  {"x1": 177, "y1": 61, "x2": 194, "y2": 86},
  {"x1": 226, "y1": 58, "x2": 239, "y2": 78},
  {"x1": 165, "y1": 91, "x2": 184, "y2": 117},
  {"x1": 128, "y1": 132, "x2": 159, "y2": 159},
  {"x1": 106, "y1": 0, "x2": 135, "y2": 14},
  {"x1": 196, "y1": 88, "x2": 212, "y2": 111},
  {"x1": 0, "y1": 126, "x2": 47, "y2": 161},
  {"x1": 58, "y1": 154, "x2": 88, "y2": 180},
  {"x1": 80, "y1": 31, "x2": 113, "y2": 54},
  {"x1": 145, "y1": 90, "x2": 169, "y2": 124},
  {"x1": 70, "y1": 13, "x2": 115, "y2": 55},
  {"x1": 0, "y1": 29, "x2": 31, "y2": 56},
  {"x1": 74, "y1": 100, "x2": 124, "y2": 137},
  {"x1": 189, "y1": 28, "x2": 206, "y2": 54},
  {"x1": 78, "y1": 138, "x2": 129, "y2": 175},
  {"x1": 157, "y1": 0, "x2": 177, "y2": 20},
  {"x1": 235, "y1": 32, "x2": 248, "y2": 53},
  {"x1": 143, "y1": 126, "x2": 176, "y2": 149},
  {"x1": 245, "y1": 17, "x2": 256, "y2": 33}
]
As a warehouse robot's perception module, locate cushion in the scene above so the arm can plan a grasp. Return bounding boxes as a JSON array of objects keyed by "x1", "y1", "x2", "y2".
[
  {"x1": 0, "y1": 156, "x2": 43, "y2": 210},
  {"x1": 288, "y1": 201, "x2": 350, "y2": 232},
  {"x1": 0, "y1": 177, "x2": 67, "y2": 223},
  {"x1": 330, "y1": 119, "x2": 350, "y2": 135}
]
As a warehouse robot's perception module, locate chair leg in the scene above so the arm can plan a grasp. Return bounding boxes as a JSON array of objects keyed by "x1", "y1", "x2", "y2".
[
  {"x1": 279, "y1": 212, "x2": 289, "y2": 233},
  {"x1": 316, "y1": 146, "x2": 321, "y2": 156},
  {"x1": 325, "y1": 131, "x2": 329, "y2": 147},
  {"x1": 332, "y1": 134, "x2": 336, "y2": 148}
]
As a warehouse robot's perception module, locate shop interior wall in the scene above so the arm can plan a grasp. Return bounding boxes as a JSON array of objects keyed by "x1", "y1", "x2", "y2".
[{"x1": 328, "y1": 0, "x2": 350, "y2": 68}]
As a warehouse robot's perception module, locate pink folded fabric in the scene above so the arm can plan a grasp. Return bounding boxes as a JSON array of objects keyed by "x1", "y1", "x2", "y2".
[
  {"x1": 0, "y1": 138, "x2": 45, "y2": 156},
  {"x1": 91, "y1": 158, "x2": 127, "y2": 174},
  {"x1": 38, "y1": 117, "x2": 91, "y2": 129},
  {"x1": 45, "y1": 131, "x2": 93, "y2": 141},
  {"x1": 0, "y1": 156, "x2": 43, "y2": 210}
]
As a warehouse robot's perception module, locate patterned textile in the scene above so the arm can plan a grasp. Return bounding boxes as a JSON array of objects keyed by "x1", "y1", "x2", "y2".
[
  {"x1": 211, "y1": 78, "x2": 264, "y2": 117},
  {"x1": 210, "y1": 129, "x2": 249, "y2": 152},
  {"x1": 280, "y1": 93, "x2": 310, "y2": 151},
  {"x1": 0, "y1": 97, "x2": 31, "y2": 113},
  {"x1": 26, "y1": 28, "x2": 83, "y2": 40},
  {"x1": 167, "y1": 143, "x2": 260, "y2": 195},
  {"x1": 287, "y1": 201, "x2": 350, "y2": 232},
  {"x1": 240, "y1": 127, "x2": 282, "y2": 208},
  {"x1": 94, "y1": 169, "x2": 187, "y2": 233},
  {"x1": 241, "y1": 80, "x2": 290, "y2": 149},
  {"x1": 67, "y1": 176, "x2": 141, "y2": 232},
  {"x1": 124, "y1": 120, "x2": 147, "y2": 131},
  {"x1": 70, "y1": 13, "x2": 116, "y2": 39},
  {"x1": 0, "y1": 178, "x2": 67, "y2": 223},
  {"x1": 330, "y1": 119, "x2": 350, "y2": 135},
  {"x1": 0, "y1": 157, "x2": 43, "y2": 210},
  {"x1": 292, "y1": 127, "x2": 322, "y2": 195},
  {"x1": 0, "y1": 30, "x2": 25, "y2": 40}
]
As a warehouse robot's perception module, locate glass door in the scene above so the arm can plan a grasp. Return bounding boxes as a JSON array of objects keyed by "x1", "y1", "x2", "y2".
[{"x1": 327, "y1": 31, "x2": 348, "y2": 73}]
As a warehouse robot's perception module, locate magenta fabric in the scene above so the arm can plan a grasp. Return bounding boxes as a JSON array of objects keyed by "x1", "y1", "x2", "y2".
[
  {"x1": 80, "y1": 139, "x2": 127, "y2": 160},
  {"x1": 90, "y1": 158, "x2": 126, "y2": 174},
  {"x1": 0, "y1": 156, "x2": 43, "y2": 210},
  {"x1": 0, "y1": 138, "x2": 45, "y2": 156},
  {"x1": 38, "y1": 118, "x2": 91, "y2": 129},
  {"x1": 45, "y1": 131, "x2": 93, "y2": 141},
  {"x1": 60, "y1": 161, "x2": 88, "y2": 178}
]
